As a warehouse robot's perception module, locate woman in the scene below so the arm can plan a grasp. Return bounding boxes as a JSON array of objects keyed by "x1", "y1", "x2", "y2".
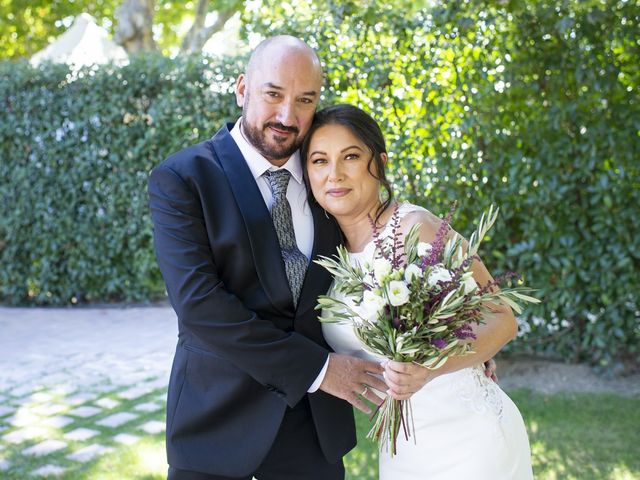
[{"x1": 301, "y1": 104, "x2": 533, "y2": 480}]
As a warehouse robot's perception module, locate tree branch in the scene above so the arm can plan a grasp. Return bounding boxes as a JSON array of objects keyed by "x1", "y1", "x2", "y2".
[
  {"x1": 114, "y1": 0, "x2": 157, "y2": 54},
  {"x1": 181, "y1": 0, "x2": 242, "y2": 53}
]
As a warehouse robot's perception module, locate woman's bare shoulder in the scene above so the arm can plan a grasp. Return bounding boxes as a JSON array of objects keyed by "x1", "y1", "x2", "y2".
[
  {"x1": 399, "y1": 205, "x2": 463, "y2": 243},
  {"x1": 399, "y1": 206, "x2": 443, "y2": 242}
]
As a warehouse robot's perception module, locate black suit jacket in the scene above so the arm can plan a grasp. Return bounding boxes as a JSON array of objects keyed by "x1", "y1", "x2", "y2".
[{"x1": 148, "y1": 124, "x2": 356, "y2": 477}]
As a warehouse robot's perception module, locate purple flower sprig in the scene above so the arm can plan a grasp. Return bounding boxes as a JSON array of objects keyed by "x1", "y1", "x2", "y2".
[
  {"x1": 421, "y1": 202, "x2": 457, "y2": 268},
  {"x1": 476, "y1": 271, "x2": 519, "y2": 296},
  {"x1": 369, "y1": 203, "x2": 405, "y2": 269}
]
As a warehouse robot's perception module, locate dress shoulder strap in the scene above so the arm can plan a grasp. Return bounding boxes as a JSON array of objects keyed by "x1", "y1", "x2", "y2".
[
  {"x1": 395, "y1": 202, "x2": 427, "y2": 218},
  {"x1": 379, "y1": 202, "x2": 427, "y2": 237}
]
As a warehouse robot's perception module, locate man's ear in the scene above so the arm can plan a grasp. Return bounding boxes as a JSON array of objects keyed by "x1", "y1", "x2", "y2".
[{"x1": 235, "y1": 74, "x2": 246, "y2": 108}]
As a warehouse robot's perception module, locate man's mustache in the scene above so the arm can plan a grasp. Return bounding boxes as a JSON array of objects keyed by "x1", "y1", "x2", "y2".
[{"x1": 264, "y1": 122, "x2": 299, "y2": 135}]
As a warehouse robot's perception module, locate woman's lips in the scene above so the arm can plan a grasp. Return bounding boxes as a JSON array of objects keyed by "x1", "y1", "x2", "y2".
[{"x1": 326, "y1": 188, "x2": 351, "y2": 197}]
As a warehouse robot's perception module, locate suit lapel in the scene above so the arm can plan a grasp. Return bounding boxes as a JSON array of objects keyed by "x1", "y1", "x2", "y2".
[
  {"x1": 209, "y1": 124, "x2": 294, "y2": 316},
  {"x1": 296, "y1": 200, "x2": 342, "y2": 321}
]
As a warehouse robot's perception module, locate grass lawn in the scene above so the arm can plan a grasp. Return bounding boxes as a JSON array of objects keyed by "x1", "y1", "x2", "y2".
[
  {"x1": 345, "y1": 390, "x2": 640, "y2": 480},
  {"x1": 1, "y1": 388, "x2": 637, "y2": 479}
]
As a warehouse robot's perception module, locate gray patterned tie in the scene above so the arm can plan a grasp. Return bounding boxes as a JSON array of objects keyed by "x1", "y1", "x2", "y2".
[{"x1": 265, "y1": 169, "x2": 308, "y2": 306}]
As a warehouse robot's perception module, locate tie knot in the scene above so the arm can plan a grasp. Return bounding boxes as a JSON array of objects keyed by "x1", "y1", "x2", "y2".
[{"x1": 265, "y1": 169, "x2": 291, "y2": 198}]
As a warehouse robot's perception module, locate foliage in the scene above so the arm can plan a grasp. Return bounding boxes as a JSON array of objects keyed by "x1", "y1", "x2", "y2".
[
  {"x1": 0, "y1": 0, "x2": 120, "y2": 59},
  {"x1": 241, "y1": 0, "x2": 640, "y2": 369},
  {"x1": 0, "y1": 54, "x2": 243, "y2": 305},
  {"x1": 0, "y1": 0, "x2": 245, "y2": 59},
  {"x1": 1, "y1": 0, "x2": 638, "y2": 369}
]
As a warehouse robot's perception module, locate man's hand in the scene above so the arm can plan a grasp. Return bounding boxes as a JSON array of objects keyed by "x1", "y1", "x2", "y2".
[
  {"x1": 484, "y1": 358, "x2": 498, "y2": 382},
  {"x1": 319, "y1": 353, "x2": 388, "y2": 414}
]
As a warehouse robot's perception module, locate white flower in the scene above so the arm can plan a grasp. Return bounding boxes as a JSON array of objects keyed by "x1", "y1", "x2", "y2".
[
  {"x1": 417, "y1": 242, "x2": 433, "y2": 257},
  {"x1": 461, "y1": 271, "x2": 478, "y2": 294},
  {"x1": 427, "y1": 264, "x2": 453, "y2": 287},
  {"x1": 404, "y1": 264, "x2": 423, "y2": 283},
  {"x1": 357, "y1": 290, "x2": 387, "y2": 322},
  {"x1": 373, "y1": 258, "x2": 393, "y2": 283},
  {"x1": 387, "y1": 280, "x2": 410, "y2": 306}
]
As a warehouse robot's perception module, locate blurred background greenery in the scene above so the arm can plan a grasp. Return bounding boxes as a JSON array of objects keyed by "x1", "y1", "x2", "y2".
[{"x1": 1, "y1": 0, "x2": 638, "y2": 373}]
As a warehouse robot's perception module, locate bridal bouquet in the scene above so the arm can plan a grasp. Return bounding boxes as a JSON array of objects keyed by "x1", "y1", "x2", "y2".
[{"x1": 315, "y1": 204, "x2": 539, "y2": 456}]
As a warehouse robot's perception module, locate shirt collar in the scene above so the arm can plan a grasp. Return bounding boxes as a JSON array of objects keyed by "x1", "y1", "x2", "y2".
[{"x1": 229, "y1": 117, "x2": 303, "y2": 184}]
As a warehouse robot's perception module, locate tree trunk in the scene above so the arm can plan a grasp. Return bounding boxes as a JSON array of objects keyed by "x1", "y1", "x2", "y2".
[
  {"x1": 114, "y1": 0, "x2": 157, "y2": 54},
  {"x1": 181, "y1": 0, "x2": 241, "y2": 53}
]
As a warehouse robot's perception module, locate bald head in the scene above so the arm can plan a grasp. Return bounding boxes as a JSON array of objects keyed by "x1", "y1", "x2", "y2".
[
  {"x1": 234, "y1": 36, "x2": 324, "y2": 165},
  {"x1": 245, "y1": 35, "x2": 323, "y2": 87}
]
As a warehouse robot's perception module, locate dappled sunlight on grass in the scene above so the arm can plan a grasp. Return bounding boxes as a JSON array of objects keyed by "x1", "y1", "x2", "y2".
[
  {"x1": 82, "y1": 437, "x2": 166, "y2": 480},
  {"x1": 2, "y1": 386, "x2": 636, "y2": 479},
  {"x1": 509, "y1": 389, "x2": 640, "y2": 480},
  {"x1": 345, "y1": 411, "x2": 378, "y2": 480}
]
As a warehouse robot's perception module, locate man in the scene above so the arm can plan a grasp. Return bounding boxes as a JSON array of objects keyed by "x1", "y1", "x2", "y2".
[{"x1": 148, "y1": 36, "x2": 388, "y2": 480}]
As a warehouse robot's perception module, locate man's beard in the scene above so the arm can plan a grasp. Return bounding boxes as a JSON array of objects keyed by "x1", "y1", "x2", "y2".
[{"x1": 241, "y1": 116, "x2": 302, "y2": 162}]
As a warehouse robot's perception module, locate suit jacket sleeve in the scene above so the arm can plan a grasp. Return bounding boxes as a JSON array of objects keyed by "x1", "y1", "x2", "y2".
[{"x1": 148, "y1": 163, "x2": 328, "y2": 408}]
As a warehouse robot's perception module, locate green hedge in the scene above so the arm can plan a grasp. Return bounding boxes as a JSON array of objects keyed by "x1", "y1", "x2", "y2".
[
  {"x1": 243, "y1": 0, "x2": 640, "y2": 370},
  {"x1": 1, "y1": 0, "x2": 638, "y2": 370},
  {"x1": 0, "y1": 54, "x2": 242, "y2": 305}
]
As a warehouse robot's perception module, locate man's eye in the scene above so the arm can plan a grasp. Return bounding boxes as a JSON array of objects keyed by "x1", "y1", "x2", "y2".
[
  {"x1": 300, "y1": 98, "x2": 313, "y2": 104},
  {"x1": 266, "y1": 91, "x2": 279, "y2": 97}
]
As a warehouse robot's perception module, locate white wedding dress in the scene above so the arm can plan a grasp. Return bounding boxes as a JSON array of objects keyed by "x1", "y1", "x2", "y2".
[{"x1": 322, "y1": 203, "x2": 534, "y2": 480}]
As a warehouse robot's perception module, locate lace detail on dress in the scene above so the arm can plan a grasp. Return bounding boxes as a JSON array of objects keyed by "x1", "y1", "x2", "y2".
[{"x1": 452, "y1": 365, "x2": 505, "y2": 436}]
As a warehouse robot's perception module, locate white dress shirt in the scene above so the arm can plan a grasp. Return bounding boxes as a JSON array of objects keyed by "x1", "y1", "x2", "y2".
[{"x1": 229, "y1": 118, "x2": 329, "y2": 392}]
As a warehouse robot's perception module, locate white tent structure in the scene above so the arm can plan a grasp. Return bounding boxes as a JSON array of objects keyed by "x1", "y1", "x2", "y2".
[{"x1": 31, "y1": 13, "x2": 128, "y2": 67}]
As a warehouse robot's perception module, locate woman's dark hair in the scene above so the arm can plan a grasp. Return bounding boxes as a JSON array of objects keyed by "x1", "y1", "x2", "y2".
[{"x1": 300, "y1": 104, "x2": 394, "y2": 224}]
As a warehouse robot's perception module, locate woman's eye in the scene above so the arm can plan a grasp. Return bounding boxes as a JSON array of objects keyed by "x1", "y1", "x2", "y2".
[
  {"x1": 311, "y1": 158, "x2": 327, "y2": 165},
  {"x1": 345, "y1": 153, "x2": 359, "y2": 160}
]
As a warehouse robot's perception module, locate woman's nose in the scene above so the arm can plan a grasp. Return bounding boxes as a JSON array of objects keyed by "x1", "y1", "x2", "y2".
[{"x1": 328, "y1": 161, "x2": 343, "y2": 181}]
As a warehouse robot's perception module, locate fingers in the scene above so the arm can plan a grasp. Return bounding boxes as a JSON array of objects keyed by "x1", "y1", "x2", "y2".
[
  {"x1": 360, "y1": 385, "x2": 385, "y2": 406},
  {"x1": 385, "y1": 360, "x2": 413, "y2": 374},
  {"x1": 362, "y1": 374, "x2": 388, "y2": 394},
  {"x1": 319, "y1": 354, "x2": 389, "y2": 412},
  {"x1": 351, "y1": 394, "x2": 373, "y2": 414},
  {"x1": 383, "y1": 361, "x2": 431, "y2": 399},
  {"x1": 384, "y1": 362, "x2": 426, "y2": 387},
  {"x1": 361, "y1": 359, "x2": 385, "y2": 375},
  {"x1": 388, "y1": 391, "x2": 413, "y2": 401},
  {"x1": 384, "y1": 377, "x2": 419, "y2": 399}
]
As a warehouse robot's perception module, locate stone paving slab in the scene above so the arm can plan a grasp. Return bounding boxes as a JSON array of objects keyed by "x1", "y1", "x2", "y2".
[
  {"x1": 97, "y1": 412, "x2": 138, "y2": 428},
  {"x1": 95, "y1": 398, "x2": 120, "y2": 409},
  {"x1": 23, "y1": 439, "x2": 68, "y2": 457},
  {"x1": 64, "y1": 428, "x2": 99, "y2": 441},
  {"x1": 0, "y1": 305, "x2": 177, "y2": 477},
  {"x1": 135, "y1": 402, "x2": 162, "y2": 413},
  {"x1": 3, "y1": 426, "x2": 48, "y2": 443},
  {"x1": 31, "y1": 404, "x2": 67, "y2": 416},
  {"x1": 139, "y1": 420, "x2": 165, "y2": 435},
  {"x1": 42, "y1": 416, "x2": 74, "y2": 429},
  {"x1": 114, "y1": 433, "x2": 140, "y2": 445},
  {"x1": 0, "y1": 406, "x2": 14, "y2": 417},
  {"x1": 0, "y1": 306, "x2": 177, "y2": 388},
  {"x1": 31, "y1": 464, "x2": 67, "y2": 477},
  {"x1": 67, "y1": 444, "x2": 112, "y2": 463},
  {"x1": 68, "y1": 406, "x2": 101, "y2": 418}
]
